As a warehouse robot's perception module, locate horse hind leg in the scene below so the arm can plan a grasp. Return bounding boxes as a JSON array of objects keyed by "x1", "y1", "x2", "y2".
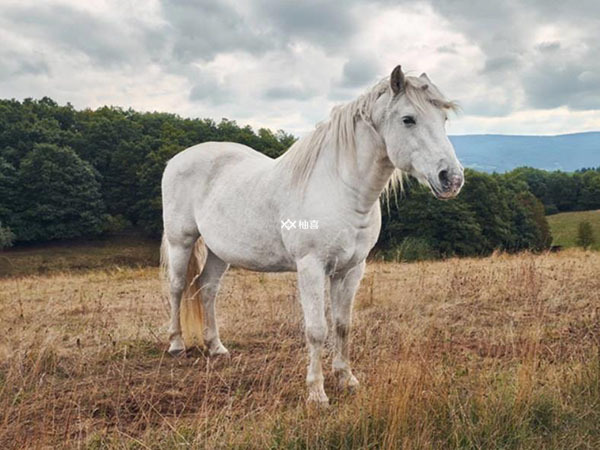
[
  {"x1": 197, "y1": 248, "x2": 229, "y2": 356},
  {"x1": 163, "y1": 233, "x2": 198, "y2": 356}
]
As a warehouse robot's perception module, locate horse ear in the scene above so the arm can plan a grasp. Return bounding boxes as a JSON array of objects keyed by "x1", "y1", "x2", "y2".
[
  {"x1": 390, "y1": 65, "x2": 405, "y2": 95},
  {"x1": 419, "y1": 72, "x2": 431, "y2": 82}
]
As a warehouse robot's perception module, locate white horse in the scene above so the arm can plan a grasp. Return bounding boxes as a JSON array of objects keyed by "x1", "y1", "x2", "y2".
[{"x1": 160, "y1": 65, "x2": 464, "y2": 404}]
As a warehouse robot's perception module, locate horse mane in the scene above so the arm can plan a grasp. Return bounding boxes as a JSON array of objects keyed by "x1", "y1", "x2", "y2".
[{"x1": 276, "y1": 74, "x2": 458, "y2": 190}]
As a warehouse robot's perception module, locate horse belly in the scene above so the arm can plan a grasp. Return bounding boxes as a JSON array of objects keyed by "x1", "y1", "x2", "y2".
[
  {"x1": 197, "y1": 192, "x2": 295, "y2": 272},
  {"x1": 200, "y1": 224, "x2": 295, "y2": 272}
]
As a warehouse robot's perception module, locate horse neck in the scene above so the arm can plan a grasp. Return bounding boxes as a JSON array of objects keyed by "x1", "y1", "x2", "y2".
[{"x1": 320, "y1": 120, "x2": 395, "y2": 212}]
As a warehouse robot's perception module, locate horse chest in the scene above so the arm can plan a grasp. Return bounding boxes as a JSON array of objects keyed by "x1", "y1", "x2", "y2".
[{"x1": 321, "y1": 215, "x2": 381, "y2": 272}]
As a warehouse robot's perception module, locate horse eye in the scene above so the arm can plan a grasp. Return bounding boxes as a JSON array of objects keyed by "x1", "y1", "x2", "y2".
[{"x1": 402, "y1": 115, "x2": 416, "y2": 125}]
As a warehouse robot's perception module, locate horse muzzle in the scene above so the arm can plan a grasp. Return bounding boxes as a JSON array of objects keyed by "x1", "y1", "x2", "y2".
[{"x1": 431, "y1": 169, "x2": 464, "y2": 199}]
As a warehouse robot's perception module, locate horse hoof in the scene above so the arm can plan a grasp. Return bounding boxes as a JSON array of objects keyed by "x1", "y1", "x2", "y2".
[
  {"x1": 209, "y1": 344, "x2": 230, "y2": 358},
  {"x1": 307, "y1": 390, "x2": 329, "y2": 406},
  {"x1": 337, "y1": 373, "x2": 360, "y2": 391},
  {"x1": 168, "y1": 347, "x2": 186, "y2": 358}
]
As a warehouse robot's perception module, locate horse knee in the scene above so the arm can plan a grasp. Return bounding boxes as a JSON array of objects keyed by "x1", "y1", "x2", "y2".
[
  {"x1": 169, "y1": 280, "x2": 185, "y2": 297},
  {"x1": 200, "y1": 283, "x2": 218, "y2": 304},
  {"x1": 306, "y1": 323, "x2": 327, "y2": 346}
]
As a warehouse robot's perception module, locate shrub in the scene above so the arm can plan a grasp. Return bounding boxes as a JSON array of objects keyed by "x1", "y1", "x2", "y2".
[{"x1": 576, "y1": 221, "x2": 595, "y2": 249}]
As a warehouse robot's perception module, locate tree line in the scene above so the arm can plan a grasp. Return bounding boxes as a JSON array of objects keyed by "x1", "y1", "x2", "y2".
[
  {"x1": 505, "y1": 166, "x2": 600, "y2": 215},
  {"x1": 377, "y1": 170, "x2": 552, "y2": 260},
  {"x1": 0, "y1": 97, "x2": 597, "y2": 258}
]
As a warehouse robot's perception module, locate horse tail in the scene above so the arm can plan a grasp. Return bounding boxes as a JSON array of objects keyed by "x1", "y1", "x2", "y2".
[{"x1": 160, "y1": 234, "x2": 207, "y2": 347}]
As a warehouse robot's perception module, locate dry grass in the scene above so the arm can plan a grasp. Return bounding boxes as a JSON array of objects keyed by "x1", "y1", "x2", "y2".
[
  {"x1": 1, "y1": 249, "x2": 600, "y2": 448},
  {"x1": 0, "y1": 234, "x2": 159, "y2": 278}
]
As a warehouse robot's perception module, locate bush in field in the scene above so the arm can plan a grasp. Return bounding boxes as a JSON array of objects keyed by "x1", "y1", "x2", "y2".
[
  {"x1": 15, "y1": 143, "x2": 105, "y2": 242},
  {"x1": 576, "y1": 221, "x2": 595, "y2": 249}
]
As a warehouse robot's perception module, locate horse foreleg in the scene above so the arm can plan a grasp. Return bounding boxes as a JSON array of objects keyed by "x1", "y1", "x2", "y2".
[
  {"x1": 330, "y1": 260, "x2": 365, "y2": 390},
  {"x1": 296, "y1": 255, "x2": 328, "y2": 405}
]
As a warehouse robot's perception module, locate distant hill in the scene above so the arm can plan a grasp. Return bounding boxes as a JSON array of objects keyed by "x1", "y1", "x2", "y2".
[{"x1": 450, "y1": 132, "x2": 600, "y2": 173}]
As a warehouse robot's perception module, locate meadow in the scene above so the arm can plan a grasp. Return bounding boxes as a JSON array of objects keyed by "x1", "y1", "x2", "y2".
[
  {"x1": 547, "y1": 210, "x2": 600, "y2": 250},
  {"x1": 1, "y1": 243, "x2": 600, "y2": 449}
]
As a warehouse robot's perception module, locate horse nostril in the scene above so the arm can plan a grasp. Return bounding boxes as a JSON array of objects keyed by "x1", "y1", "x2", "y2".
[{"x1": 438, "y1": 169, "x2": 449, "y2": 187}]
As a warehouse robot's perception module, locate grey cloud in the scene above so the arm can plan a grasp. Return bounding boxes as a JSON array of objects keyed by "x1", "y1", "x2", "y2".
[
  {"x1": 160, "y1": 0, "x2": 273, "y2": 63},
  {"x1": 254, "y1": 0, "x2": 358, "y2": 50},
  {"x1": 2, "y1": 0, "x2": 600, "y2": 131},
  {"x1": 341, "y1": 55, "x2": 380, "y2": 88},
  {"x1": 460, "y1": 97, "x2": 515, "y2": 118},
  {"x1": 189, "y1": 72, "x2": 233, "y2": 104},
  {"x1": 262, "y1": 85, "x2": 317, "y2": 101},
  {"x1": 426, "y1": 0, "x2": 600, "y2": 110},
  {"x1": 523, "y1": 62, "x2": 600, "y2": 111},
  {"x1": 437, "y1": 45, "x2": 458, "y2": 54},
  {"x1": 521, "y1": 33, "x2": 600, "y2": 110},
  {"x1": 527, "y1": 0, "x2": 600, "y2": 22},
  {"x1": 15, "y1": 59, "x2": 50, "y2": 76},
  {"x1": 157, "y1": 0, "x2": 359, "y2": 65},
  {"x1": 2, "y1": 4, "x2": 136, "y2": 66},
  {"x1": 482, "y1": 55, "x2": 521, "y2": 74},
  {"x1": 424, "y1": 0, "x2": 537, "y2": 78},
  {"x1": 536, "y1": 41, "x2": 561, "y2": 53},
  {"x1": 0, "y1": 51, "x2": 50, "y2": 82}
]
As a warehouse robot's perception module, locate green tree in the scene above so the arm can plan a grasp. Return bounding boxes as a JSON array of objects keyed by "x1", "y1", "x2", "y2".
[
  {"x1": 496, "y1": 175, "x2": 553, "y2": 251},
  {"x1": 460, "y1": 170, "x2": 512, "y2": 252},
  {"x1": 0, "y1": 157, "x2": 17, "y2": 227},
  {"x1": 379, "y1": 181, "x2": 485, "y2": 258},
  {"x1": 135, "y1": 143, "x2": 184, "y2": 235},
  {"x1": 15, "y1": 143, "x2": 105, "y2": 241},
  {"x1": 578, "y1": 171, "x2": 600, "y2": 211},
  {"x1": 511, "y1": 191, "x2": 552, "y2": 251},
  {"x1": 576, "y1": 221, "x2": 595, "y2": 249},
  {"x1": 546, "y1": 171, "x2": 580, "y2": 213}
]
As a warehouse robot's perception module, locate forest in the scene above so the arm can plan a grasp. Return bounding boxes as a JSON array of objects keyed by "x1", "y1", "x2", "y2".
[{"x1": 1, "y1": 97, "x2": 599, "y2": 259}]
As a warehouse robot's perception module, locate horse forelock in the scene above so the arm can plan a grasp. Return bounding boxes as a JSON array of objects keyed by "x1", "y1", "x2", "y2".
[{"x1": 403, "y1": 75, "x2": 459, "y2": 114}]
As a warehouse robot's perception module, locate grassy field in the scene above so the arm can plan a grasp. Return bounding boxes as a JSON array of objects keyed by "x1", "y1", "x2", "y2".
[
  {"x1": 1, "y1": 247, "x2": 600, "y2": 448},
  {"x1": 547, "y1": 210, "x2": 600, "y2": 250},
  {"x1": 0, "y1": 234, "x2": 159, "y2": 278}
]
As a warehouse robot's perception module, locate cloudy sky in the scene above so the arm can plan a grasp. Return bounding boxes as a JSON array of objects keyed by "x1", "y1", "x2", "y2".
[{"x1": 1, "y1": 0, "x2": 600, "y2": 136}]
